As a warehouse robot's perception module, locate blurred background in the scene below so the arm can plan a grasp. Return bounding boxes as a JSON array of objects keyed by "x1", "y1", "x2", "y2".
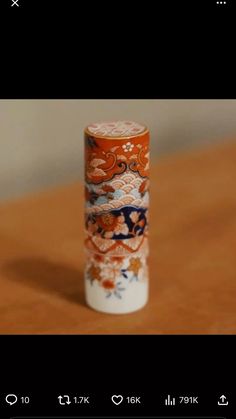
[{"x1": 0, "y1": 99, "x2": 236, "y2": 201}]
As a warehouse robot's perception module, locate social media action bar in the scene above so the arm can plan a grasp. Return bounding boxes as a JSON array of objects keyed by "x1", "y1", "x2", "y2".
[{"x1": 3, "y1": 392, "x2": 230, "y2": 407}]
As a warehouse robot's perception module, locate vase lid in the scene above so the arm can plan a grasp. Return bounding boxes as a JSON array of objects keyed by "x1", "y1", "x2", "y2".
[{"x1": 85, "y1": 120, "x2": 148, "y2": 139}]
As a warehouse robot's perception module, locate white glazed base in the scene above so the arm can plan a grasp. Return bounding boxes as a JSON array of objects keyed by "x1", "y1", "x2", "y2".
[
  {"x1": 85, "y1": 279, "x2": 148, "y2": 314},
  {"x1": 84, "y1": 244, "x2": 149, "y2": 314}
]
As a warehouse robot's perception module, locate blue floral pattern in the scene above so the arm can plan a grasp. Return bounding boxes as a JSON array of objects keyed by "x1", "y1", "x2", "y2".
[{"x1": 86, "y1": 206, "x2": 148, "y2": 240}]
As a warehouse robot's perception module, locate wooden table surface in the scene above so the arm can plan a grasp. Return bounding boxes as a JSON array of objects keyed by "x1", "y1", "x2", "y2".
[{"x1": 0, "y1": 141, "x2": 236, "y2": 334}]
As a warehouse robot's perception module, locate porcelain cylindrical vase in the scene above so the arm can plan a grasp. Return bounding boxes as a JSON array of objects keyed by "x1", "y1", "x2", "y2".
[{"x1": 84, "y1": 121, "x2": 150, "y2": 314}]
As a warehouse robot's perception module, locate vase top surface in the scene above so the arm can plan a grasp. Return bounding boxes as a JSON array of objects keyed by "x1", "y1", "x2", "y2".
[{"x1": 85, "y1": 121, "x2": 148, "y2": 139}]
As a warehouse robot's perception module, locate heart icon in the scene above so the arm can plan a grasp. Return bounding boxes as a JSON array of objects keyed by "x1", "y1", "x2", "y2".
[{"x1": 111, "y1": 394, "x2": 123, "y2": 405}]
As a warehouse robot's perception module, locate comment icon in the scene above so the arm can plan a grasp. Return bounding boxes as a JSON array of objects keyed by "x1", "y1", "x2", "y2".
[{"x1": 5, "y1": 394, "x2": 18, "y2": 405}]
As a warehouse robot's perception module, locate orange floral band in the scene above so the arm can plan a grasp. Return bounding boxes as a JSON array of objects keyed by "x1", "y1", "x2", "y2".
[{"x1": 85, "y1": 132, "x2": 150, "y2": 184}]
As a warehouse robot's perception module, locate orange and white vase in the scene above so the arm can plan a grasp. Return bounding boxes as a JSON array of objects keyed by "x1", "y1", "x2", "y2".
[{"x1": 84, "y1": 121, "x2": 150, "y2": 314}]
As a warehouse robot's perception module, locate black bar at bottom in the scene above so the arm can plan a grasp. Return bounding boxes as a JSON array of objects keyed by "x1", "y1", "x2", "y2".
[{"x1": 11, "y1": 416, "x2": 226, "y2": 419}]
